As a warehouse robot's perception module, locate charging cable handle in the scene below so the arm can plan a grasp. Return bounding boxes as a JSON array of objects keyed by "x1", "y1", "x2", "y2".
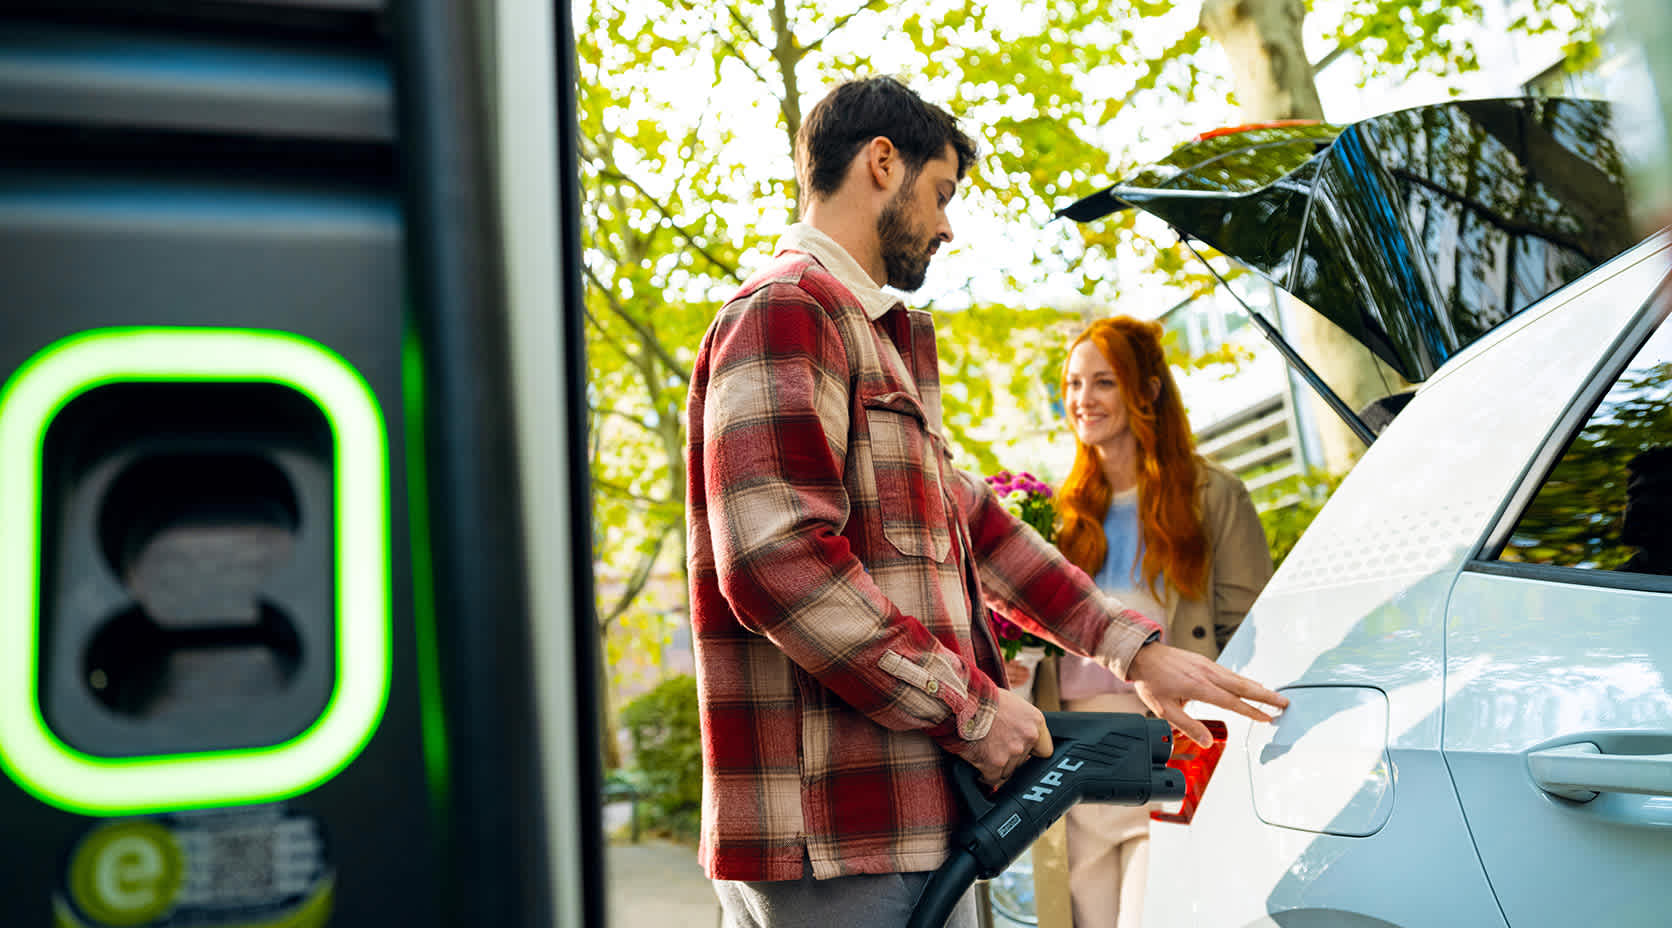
[{"x1": 906, "y1": 711, "x2": 1186, "y2": 928}]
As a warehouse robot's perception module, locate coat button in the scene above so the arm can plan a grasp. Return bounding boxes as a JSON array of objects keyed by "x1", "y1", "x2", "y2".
[{"x1": 1192, "y1": 626, "x2": 1207, "y2": 639}]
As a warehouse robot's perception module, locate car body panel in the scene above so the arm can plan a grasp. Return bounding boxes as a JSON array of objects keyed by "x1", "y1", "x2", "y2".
[
  {"x1": 1143, "y1": 236, "x2": 1672, "y2": 927},
  {"x1": 1148, "y1": 723, "x2": 1506, "y2": 928},
  {"x1": 1445, "y1": 572, "x2": 1672, "y2": 928},
  {"x1": 1442, "y1": 267, "x2": 1672, "y2": 927},
  {"x1": 1246, "y1": 686, "x2": 1393, "y2": 837}
]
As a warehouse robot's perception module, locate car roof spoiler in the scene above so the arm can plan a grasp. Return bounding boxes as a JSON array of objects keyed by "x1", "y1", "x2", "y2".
[{"x1": 1059, "y1": 97, "x2": 1638, "y2": 437}]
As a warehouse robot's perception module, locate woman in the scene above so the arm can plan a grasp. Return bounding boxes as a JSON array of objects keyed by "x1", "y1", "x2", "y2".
[{"x1": 1049, "y1": 316, "x2": 1273, "y2": 928}]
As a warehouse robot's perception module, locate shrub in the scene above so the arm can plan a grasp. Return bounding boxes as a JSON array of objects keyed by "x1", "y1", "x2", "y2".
[
  {"x1": 618, "y1": 673, "x2": 702, "y2": 841},
  {"x1": 1254, "y1": 469, "x2": 1347, "y2": 568}
]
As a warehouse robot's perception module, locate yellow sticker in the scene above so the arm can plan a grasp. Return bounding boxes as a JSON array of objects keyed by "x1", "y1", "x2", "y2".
[
  {"x1": 55, "y1": 806, "x2": 333, "y2": 928},
  {"x1": 66, "y1": 821, "x2": 184, "y2": 926}
]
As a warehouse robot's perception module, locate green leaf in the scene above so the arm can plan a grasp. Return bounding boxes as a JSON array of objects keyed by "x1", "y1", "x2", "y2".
[{"x1": 577, "y1": 0, "x2": 1608, "y2": 743}]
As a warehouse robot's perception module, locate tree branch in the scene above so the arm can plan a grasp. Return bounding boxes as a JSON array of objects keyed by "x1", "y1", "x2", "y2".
[
  {"x1": 716, "y1": 31, "x2": 779, "y2": 91},
  {"x1": 581, "y1": 278, "x2": 641, "y2": 362},
  {"x1": 585, "y1": 93, "x2": 740, "y2": 284},
  {"x1": 599, "y1": 405, "x2": 657, "y2": 436},
  {"x1": 1103, "y1": 27, "x2": 1207, "y2": 124},
  {"x1": 599, "y1": 167, "x2": 745, "y2": 283},
  {"x1": 592, "y1": 476, "x2": 672, "y2": 507},
  {"x1": 583, "y1": 264, "x2": 694, "y2": 383},
  {"x1": 801, "y1": 0, "x2": 885, "y2": 56},
  {"x1": 1311, "y1": 22, "x2": 1376, "y2": 76},
  {"x1": 724, "y1": 2, "x2": 768, "y2": 51},
  {"x1": 589, "y1": 404, "x2": 605, "y2": 474},
  {"x1": 598, "y1": 524, "x2": 675, "y2": 628}
]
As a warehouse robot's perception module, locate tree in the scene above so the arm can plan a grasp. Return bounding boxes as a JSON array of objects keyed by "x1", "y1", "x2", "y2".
[
  {"x1": 576, "y1": 0, "x2": 1609, "y2": 757},
  {"x1": 1196, "y1": 0, "x2": 1609, "y2": 470},
  {"x1": 575, "y1": 1, "x2": 748, "y2": 767},
  {"x1": 574, "y1": 0, "x2": 1128, "y2": 762}
]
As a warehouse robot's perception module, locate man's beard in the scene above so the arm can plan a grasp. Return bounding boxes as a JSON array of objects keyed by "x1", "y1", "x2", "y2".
[{"x1": 877, "y1": 186, "x2": 935, "y2": 291}]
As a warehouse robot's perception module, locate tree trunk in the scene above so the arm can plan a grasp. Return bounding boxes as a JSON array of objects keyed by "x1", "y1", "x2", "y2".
[
  {"x1": 771, "y1": 0, "x2": 804, "y2": 219},
  {"x1": 599, "y1": 650, "x2": 622, "y2": 771},
  {"x1": 1198, "y1": 0, "x2": 1321, "y2": 122},
  {"x1": 1200, "y1": 0, "x2": 1406, "y2": 473}
]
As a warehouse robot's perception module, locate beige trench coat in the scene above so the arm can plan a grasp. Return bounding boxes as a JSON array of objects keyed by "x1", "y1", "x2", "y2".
[{"x1": 1160, "y1": 455, "x2": 1273, "y2": 660}]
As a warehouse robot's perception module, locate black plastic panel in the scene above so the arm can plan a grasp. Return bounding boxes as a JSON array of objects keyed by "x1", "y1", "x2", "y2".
[
  {"x1": 0, "y1": 17, "x2": 391, "y2": 140},
  {"x1": 40, "y1": 383, "x2": 336, "y2": 758}
]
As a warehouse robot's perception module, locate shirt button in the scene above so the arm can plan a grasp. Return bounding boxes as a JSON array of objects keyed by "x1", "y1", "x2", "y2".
[
  {"x1": 962, "y1": 719, "x2": 979, "y2": 738},
  {"x1": 1192, "y1": 626, "x2": 1207, "y2": 639},
  {"x1": 925, "y1": 679, "x2": 939, "y2": 695}
]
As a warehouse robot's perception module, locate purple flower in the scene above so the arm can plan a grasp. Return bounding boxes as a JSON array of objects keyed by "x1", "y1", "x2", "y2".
[
  {"x1": 988, "y1": 611, "x2": 1065, "y2": 659},
  {"x1": 987, "y1": 466, "x2": 1057, "y2": 543}
]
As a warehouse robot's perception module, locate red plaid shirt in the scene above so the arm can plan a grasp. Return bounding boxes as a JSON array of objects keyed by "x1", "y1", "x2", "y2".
[{"x1": 686, "y1": 224, "x2": 1159, "y2": 882}]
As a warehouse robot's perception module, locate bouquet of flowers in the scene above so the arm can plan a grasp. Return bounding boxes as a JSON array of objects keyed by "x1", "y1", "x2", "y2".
[
  {"x1": 989, "y1": 612, "x2": 1063, "y2": 662},
  {"x1": 986, "y1": 470, "x2": 1056, "y2": 545},
  {"x1": 984, "y1": 470, "x2": 1064, "y2": 661}
]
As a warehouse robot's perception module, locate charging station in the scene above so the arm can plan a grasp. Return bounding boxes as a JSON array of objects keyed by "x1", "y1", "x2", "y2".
[{"x1": 0, "y1": 1, "x2": 601, "y2": 925}]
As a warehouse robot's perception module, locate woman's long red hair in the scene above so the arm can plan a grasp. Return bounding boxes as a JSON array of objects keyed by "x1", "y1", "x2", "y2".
[{"x1": 1056, "y1": 316, "x2": 1208, "y2": 600}]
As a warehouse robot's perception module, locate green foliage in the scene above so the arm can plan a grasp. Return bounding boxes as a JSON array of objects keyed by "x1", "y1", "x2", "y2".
[
  {"x1": 1253, "y1": 469, "x2": 1348, "y2": 568},
  {"x1": 1501, "y1": 362, "x2": 1672, "y2": 569},
  {"x1": 576, "y1": 0, "x2": 1607, "y2": 723},
  {"x1": 1327, "y1": 0, "x2": 1606, "y2": 83},
  {"x1": 576, "y1": 0, "x2": 736, "y2": 705},
  {"x1": 618, "y1": 674, "x2": 703, "y2": 841},
  {"x1": 932, "y1": 302, "x2": 1083, "y2": 473}
]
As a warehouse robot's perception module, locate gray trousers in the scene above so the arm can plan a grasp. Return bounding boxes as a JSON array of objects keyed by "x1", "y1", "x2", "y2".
[{"x1": 712, "y1": 855, "x2": 979, "y2": 928}]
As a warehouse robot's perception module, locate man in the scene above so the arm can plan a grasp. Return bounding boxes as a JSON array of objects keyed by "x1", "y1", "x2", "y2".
[{"x1": 686, "y1": 76, "x2": 1287, "y2": 927}]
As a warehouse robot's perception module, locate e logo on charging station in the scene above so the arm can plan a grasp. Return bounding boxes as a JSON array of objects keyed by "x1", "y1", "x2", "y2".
[{"x1": 65, "y1": 821, "x2": 184, "y2": 927}]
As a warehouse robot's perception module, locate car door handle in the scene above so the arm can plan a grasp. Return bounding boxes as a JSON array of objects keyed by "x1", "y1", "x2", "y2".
[{"x1": 1527, "y1": 742, "x2": 1672, "y2": 802}]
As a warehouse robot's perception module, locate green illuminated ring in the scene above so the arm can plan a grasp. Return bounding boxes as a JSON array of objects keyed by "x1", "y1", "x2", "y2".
[{"x1": 0, "y1": 327, "x2": 391, "y2": 814}]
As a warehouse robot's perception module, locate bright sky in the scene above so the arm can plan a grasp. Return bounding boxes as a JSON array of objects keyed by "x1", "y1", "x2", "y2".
[
  {"x1": 612, "y1": 0, "x2": 1595, "y2": 325},
  {"x1": 611, "y1": 0, "x2": 1601, "y2": 320},
  {"x1": 906, "y1": 0, "x2": 1588, "y2": 316}
]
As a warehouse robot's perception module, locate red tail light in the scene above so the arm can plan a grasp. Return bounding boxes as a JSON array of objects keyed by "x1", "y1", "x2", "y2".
[{"x1": 1150, "y1": 719, "x2": 1227, "y2": 824}]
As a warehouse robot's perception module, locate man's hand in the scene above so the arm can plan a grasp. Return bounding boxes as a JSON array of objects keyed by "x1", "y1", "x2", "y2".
[
  {"x1": 1128, "y1": 643, "x2": 1289, "y2": 747},
  {"x1": 963, "y1": 686, "x2": 1053, "y2": 786}
]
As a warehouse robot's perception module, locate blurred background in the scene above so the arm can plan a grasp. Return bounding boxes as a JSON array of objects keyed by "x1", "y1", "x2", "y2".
[{"x1": 585, "y1": 6, "x2": 1672, "y2": 923}]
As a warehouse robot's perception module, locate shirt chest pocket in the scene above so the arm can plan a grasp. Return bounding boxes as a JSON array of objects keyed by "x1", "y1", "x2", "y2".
[{"x1": 861, "y1": 391, "x2": 952, "y2": 562}]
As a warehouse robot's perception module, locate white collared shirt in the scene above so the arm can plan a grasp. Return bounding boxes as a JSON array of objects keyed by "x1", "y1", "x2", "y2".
[{"x1": 775, "y1": 222, "x2": 902, "y2": 321}]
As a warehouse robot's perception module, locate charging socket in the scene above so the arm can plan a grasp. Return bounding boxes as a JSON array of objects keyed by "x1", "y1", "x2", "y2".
[{"x1": 0, "y1": 328, "x2": 390, "y2": 815}]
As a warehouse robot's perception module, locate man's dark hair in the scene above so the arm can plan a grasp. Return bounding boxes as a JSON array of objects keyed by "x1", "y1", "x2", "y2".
[{"x1": 796, "y1": 76, "x2": 977, "y2": 203}]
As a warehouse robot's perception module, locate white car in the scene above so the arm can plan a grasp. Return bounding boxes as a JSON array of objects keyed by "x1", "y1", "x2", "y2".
[{"x1": 1061, "y1": 98, "x2": 1672, "y2": 927}]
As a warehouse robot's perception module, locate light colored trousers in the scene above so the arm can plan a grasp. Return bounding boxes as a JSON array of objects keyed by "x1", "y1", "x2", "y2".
[
  {"x1": 1063, "y1": 691, "x2": 1153, "y2": 928},
  {"x1": 712, "y1": 851, "x2": 978, "y2": 928}
]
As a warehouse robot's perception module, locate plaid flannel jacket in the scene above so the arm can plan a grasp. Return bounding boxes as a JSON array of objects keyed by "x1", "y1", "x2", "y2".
[{"x1": 686, "y1": 226, "x2": 1159, "y2": 882}]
